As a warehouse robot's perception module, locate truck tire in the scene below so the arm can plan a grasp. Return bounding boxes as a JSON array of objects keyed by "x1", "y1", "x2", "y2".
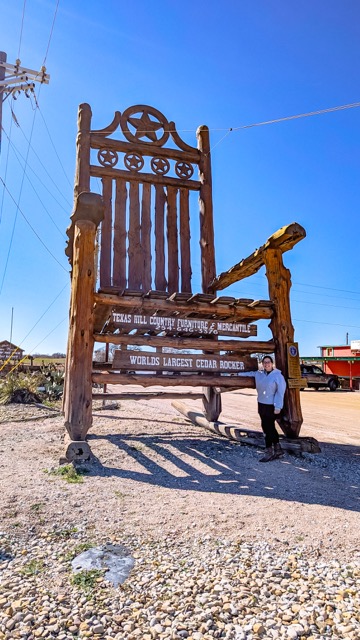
[{"x1": 328, "y1": 379, "x2": 338, "y2": 391}]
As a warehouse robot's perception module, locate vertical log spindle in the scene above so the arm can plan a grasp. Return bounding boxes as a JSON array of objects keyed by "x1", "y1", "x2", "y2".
[
  {"x1": 167, "y1": 185, "x2": 179, "y2": 293},
  {"x1": 179, "y1": 188, "x2": 192, "y2": 293}
]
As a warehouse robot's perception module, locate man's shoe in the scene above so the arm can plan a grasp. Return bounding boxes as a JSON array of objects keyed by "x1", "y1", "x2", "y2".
[
  {"x1": 273, "y1": 443, "x2": 284, "y2": 459},
  {"x1": 259, "y1": 447, "x2": 275, "y2": 463}
]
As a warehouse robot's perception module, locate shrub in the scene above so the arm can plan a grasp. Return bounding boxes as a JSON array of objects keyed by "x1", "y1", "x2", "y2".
[{"x1": 0, "y1": 373, "x2": 42, "y2": 405}]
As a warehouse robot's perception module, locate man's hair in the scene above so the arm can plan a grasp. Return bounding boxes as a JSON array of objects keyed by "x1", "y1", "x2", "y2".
[{"x1": 262, "y1": 355, "x2": 274, "y2": 364}]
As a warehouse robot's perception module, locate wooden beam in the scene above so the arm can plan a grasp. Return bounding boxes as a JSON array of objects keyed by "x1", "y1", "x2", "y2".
[
  {"x1": 92, "y1": 372, "x2": 256, "y2": 388},
  {"x1": 155, "y1": 185, "x2": 167, "y2": 290},
  {"x1": 264, "y1": 248, "x2": 303, "y2": 438},
  {"x1": 211, "y1": 223, "x2": 306, "y2": 290},
  {"x1": 90, "y1": 165, "x2": 201, "y2": 191},
  {"x1": 94, "y1": 333, "x2": 275, "y2": 353},
  {"x1": 166, "y1": 185, "x2": 179, "y2": 292},
  {"x1": 99, "y1": 176, "x2": 112, "y2": 288},
  {"x1": 92, "y1": 392, "x2": 205, "y2": 401},
  {"x1": 93, "y1": 292, "x2": 273, "y2": 321},
  {"x1": 179, "y1": 188, "x2": 192, "y2": 293},
  {"x1": 64, "y1": 193, "x2": 104, "y2": 440},
  {"x1": 113, "y1": 178, "x2": 127, "y2": 289},
  {"x1": 197, "y1": 125, "x2": 216, "y2": 292},
  {"x1": 171, "y1": 401, "x2": 320, "y2": 454},
  {"x1": 90, "y1": 133, "x2": 201, "y2": 164}
]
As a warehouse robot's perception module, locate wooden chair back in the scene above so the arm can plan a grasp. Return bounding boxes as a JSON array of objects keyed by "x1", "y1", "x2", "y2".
[{"x1": 72, "y1": 103, "x2": 216, "y2": 295}]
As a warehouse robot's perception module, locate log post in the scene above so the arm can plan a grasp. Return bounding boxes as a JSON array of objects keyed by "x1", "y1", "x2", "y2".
[
  {"x1": 63, "y1": 192, "x2": 104, "y2": 445},
  {"x1": 197, "y1": 127, "x2": 220, "y2": 419},
  {"x1": 74, "y1": 103, "x2": 92, "y2": 197},
  {"x1": 263, "y1": 248, "x2": 303, "y2": 437},
  {"x1": 196, "y1": 125, "x2": 216, "y2": 293}
]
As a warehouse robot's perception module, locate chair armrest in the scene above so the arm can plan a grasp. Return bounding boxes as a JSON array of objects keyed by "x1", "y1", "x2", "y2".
[{"x1": 210, "y1": 222, "x2": 306, "y2": 291}]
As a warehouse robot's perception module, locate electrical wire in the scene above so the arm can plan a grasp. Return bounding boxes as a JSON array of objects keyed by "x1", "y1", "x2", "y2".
[
  {"x1": 0, "y1": 102, "x2": 14, "y2": 229},
  {"x1": 123, "y1": 101, "x2": 360, "y2": 135},
  {"x1": 37, "y1": 104, "x2": 73, "y2": 188},
  {"x1": 1, "y1": 127, "x2": 66, "y2": 239},
  {"x1": 7, "y1": 316, "x2": 67, "y2": 375},
  {"x1": 0, "y1": 176, "x2": 68, "y2": 274},
  {"x1": 17, "y1": 0, "x2": 27, "y2": 60},
  {"x1": 5, "y1": 107, "x2": 72, "y2": 207},
  {"x1": 2, "y1": 121, "x2": 70, "y2": 213},
  {"x1": 293, "y1": 318, "x2": 360, "y2": 329},
  {"x1": 1, "y1": 127, "x2": 66, "y2": 237},
  {"x1": 42, "y1": 0, "x2": 60, "y2": 68},
  {"x1": 0, "y1": 281, "x2": 69, "y2": 371}
]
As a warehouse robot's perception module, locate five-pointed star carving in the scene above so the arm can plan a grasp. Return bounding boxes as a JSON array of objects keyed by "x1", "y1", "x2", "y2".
[
  {"x1": 128, "y1": 111, "x2": 164, "y2": 142},
  {"x1": 152, "y1": 158, "x2": 168, "y2": 173},
  {"x1": 126, "y1": 153, "x2": 143, "y2": 169},
  {"x1": 99, "y1": 149, "x2": 117, "y2": 165}
]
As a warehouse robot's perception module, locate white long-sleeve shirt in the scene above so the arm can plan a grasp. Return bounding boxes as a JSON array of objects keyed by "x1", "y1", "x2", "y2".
[{"x1": 238, "y1": 368, "x2": 286, "y2": 410}]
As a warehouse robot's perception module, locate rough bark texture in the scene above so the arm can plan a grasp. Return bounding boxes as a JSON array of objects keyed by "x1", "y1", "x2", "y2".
[
  {"x1": 264, "y1": 248, "x2": 303, "y2": 438},
  {"x1": 197, "y1": 126, "x2": 216, "y2": 292},
  {"x1": 64, "y1": 193, "x2": 104, "y2": 442},
  {"x1": 211, "y1": 223, "x2": 306, "y2": 291}
]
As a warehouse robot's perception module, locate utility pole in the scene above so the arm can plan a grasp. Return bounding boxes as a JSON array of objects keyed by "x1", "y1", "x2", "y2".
[{"x1": 0, "y1": 51, "x2": 50, "y2": 152}]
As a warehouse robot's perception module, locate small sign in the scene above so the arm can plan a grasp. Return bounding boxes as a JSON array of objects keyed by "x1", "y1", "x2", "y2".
[
  {"x1": 351, "y1": 340, "x2": 360, "y2": 352},
  {"x1": 288, "y1": 378, "x2": 308, "y2": 389},
  {"x1": 287, "y1": 342, "x2": 301, "y2": 379},
  {"x1": 111, "y1": 313, "x2": 257, "y2": 337},
  {"x1": 113, "y1": 350, "x2": 258, "y2": 374}
]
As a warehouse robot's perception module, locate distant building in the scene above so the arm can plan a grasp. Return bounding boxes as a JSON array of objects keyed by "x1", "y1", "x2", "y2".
[
  {"x1": 0, "y1": 340, "x2": 24, "y2": 362},
  {"x1": 301, "y1": 340, "x2": 360, "y2": 390}
]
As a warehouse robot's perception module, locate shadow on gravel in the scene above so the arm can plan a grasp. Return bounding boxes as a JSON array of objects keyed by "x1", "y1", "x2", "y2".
[{"x1": 86, "y1": 430, "x2": 360, "y2": 512}]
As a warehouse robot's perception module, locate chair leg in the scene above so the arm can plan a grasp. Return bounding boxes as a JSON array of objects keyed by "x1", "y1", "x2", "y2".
[{"x1": 203, "y1": 386, "x2": 222, "y2": 422}]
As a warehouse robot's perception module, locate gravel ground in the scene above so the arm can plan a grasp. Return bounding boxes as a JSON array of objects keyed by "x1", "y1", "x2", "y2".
[{"x1": 0, "y1": 393, "x2": 359, "y2": 639}]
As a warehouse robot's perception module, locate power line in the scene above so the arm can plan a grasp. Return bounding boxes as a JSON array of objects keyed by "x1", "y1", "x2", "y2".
[
  {"x1": 42, "y1": 0, "x2": 60, "y2": 68},
  {"x1": 0, "y1": 176, "x2": 68, "y2": 274},
  {"x1": 0, "y1": 101, "x2": 14, "y2": 228},
  {"x1": 7, "y1": 315, "x2": 67, "y2": 375},
  {"x1": 0, "y1": 92, "x2": 40, "y2": 295},
  {"x1": 1, "y1": 127, "x2": 66, "y2": 237},
  {"x1": 1, "y1": 121, "x2": 70, "y2": 213},
  {"x1": 5, "y1": 106, "x2": 72, "y2": 206},
  {"x1": 229, "y1": 101, "x2": 360, "y2": 132},
  {"x1": 294, "y1": 318, "x2": 360, "y2": 329},
  {"x1": 37, "y1": 104, "x2": 73, "y2": 188},
  {"x1": 292, "y1": 280, "x2": 360, "y2": 296},
  {"x1": 17, "y1": 0, "x2": 27, "y2": 60},
  {"x1": 0, "y1": 282, "x2": 68, "y2": 372}
]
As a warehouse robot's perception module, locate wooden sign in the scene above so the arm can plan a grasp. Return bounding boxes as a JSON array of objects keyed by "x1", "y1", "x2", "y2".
[
  {"x1": 113, "y1": 350, "x2": 258, "y2": 374},
  {"x1": 288, "y1": 378, "x2": 307, "y2": 389},
  {"x1": 111, "y1": 312, "x2": 257, "y2": 337},
  {"x1": 287, "y1": 342, "x2": 301, "y2": 379}
]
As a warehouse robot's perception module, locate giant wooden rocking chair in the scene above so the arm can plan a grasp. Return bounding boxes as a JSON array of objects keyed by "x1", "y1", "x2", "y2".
[{"x1": 63, "y1": 103, "x2": 306, "y2": 461}]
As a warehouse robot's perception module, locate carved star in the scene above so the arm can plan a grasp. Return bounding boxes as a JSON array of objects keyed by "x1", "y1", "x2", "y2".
[
  {"x1": 128, "y1": 111, "x2": 164, "y2": 142},
  {"x1": 99, "y1": 149, "x2": 117, "y2": 165},
  {"x1": 176, "y1": 161, "x2": 193, "y2": 178},
  {"x1": 126, "y1": 153, "x2": 143, "y2": 169},
  {"x1": 152, "y1": 158, "x2": 168, "y2": 173}
]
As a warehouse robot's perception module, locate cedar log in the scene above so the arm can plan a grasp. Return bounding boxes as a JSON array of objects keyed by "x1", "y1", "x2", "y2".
[
  {"x1": 92, "y1": 372, "x2": 256, "y2": 388},
  {"x1": 197, "y1": 125, "x2": 216, "y2": 292},
  {"x1": 264, "y1": 248, "x2": 303, "y2": 437},
  {"x1": 93, "y1": 333, "x2": 275, "y2": 353},
  {"x1": 93, "y1": 292, "x2": 273, "y2": 320},
  {"x1": 64, "y1": 192, "x2": 104, "y2": 441},
  {"x1": 210, "y1": 223, "x2": 306, "y2": 290},
  {"x1": 171, "y1": 401, "x2": 320, "y2": 454}
]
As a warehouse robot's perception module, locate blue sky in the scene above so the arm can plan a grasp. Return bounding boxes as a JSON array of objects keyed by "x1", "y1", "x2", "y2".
[{"x1": 0, "y1": 0, "x2": 359, "y2": 357}]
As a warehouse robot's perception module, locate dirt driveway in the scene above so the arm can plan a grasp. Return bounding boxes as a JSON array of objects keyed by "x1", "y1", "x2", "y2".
[{"x1": 0, "y1": 387, "x2": 359, "y2": 560}]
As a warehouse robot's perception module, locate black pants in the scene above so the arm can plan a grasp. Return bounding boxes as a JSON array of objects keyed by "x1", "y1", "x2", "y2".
[{"x1": 258, "y1": 402, "x2": 279, "y2": 448}]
